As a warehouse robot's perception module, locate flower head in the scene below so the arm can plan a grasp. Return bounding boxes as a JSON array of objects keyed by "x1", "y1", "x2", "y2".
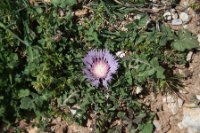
[{"x1": 83, "y1": 49, "x2": 118, "y2": 88}]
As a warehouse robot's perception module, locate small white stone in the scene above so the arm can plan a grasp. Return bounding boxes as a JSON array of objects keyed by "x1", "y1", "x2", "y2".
[
  {"x1": 163, "y1": 11, "x2": 172, "y2": 21},
  {"x1": 178, "y1": 122, "x2": 184, "y2": 129},
  {"x1": 172, "y1": 13, "x2": 178, "y2": 19},
  {"x1": 121, "y1": 27, "x2": 128, "y2": 31},
  {"x1": 197, "y1": 34, "x2": 200, "y2": 44},
  {"x1": 134, "y1": 14, "x2": 142, "y2": 20},
  {"x1": 188, "y1": 128, "x2": 199, "y2": 133},
  {"x1": 116, "y1": 51, "x2": 125, "y2": 58},
  {"x1": 153, "y1": 120, "x2": 161, "y2": 131},
  {"x1": 186, "y1": 51, "x2": 193, "y2": 62},
  {"x1": 168, "y1": 102, "x2": 178, "y2": 115},
  {"x1": 170, "y1": 8, "x2": 176, "y2": 13},
  {"x1": 183, "y1": 24, "x2": 188, "y2": 29},
  {"x1": 149, "y1": 0, "x2": 157, "y2": 3},
  {"x1": 196, "y1": 95, "x2": 200, "y2": 101},
  {"x1": 179, "y1": 89, "x2": 189, "y2": 94},
  {"x1": 171, "y1": 19, "x2": 183, "y2": 25},
  {"x1": 152, "y1": 7, "x2": 158, "y2": 12},
  {"x1": 178, "y1": 98, "x2": 184, "y2": 108},
  {"x1": 163, "y1": 95, "x2": 175, "y2": 103},
  {"x1": 135, "y1": 86, "x2": 143, "y2": 94},
  {"x1": 70, "y1": 109, "x2": 77, "y2": 115},
  {"x1": 179, "y1": 12, "x2": 191, "y2": 23},
  {"x1": 170, "y1": 9, "x2": 178, "y2": 19},
  {"x1": 181, "y1": 107, "x2": 200, "y2": 133}
]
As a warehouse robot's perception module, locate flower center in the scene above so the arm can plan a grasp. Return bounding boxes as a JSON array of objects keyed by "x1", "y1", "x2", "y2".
[{"x1": 92, "y1": 61, "x2": 109, "y2": 78}]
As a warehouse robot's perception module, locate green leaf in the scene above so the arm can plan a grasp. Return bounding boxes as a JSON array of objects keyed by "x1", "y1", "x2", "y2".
[
  {"x1": 156, "y1": 67, "x2": 165, "y2": 79},
  {"x1": 0, "y1": 106, "x2": 5, "y2": 117},
  {"x1": 141, "y1": 123, "x2": 153, "y2": 133},
  {"x1": 159, "y1": 36, "x2": 167, "y2": 46},
  {"x1": 20, "y1": 97, "x2": 34, "y2": 110},
  {"x1": 125, "y1": 70, "x2": 132, "y2": 84},
  {"x1": 52, "y1": 0, "x2": 76, "y2": 7},
  {"x1": 18, "y1": 89, "x2": 30, "y2": 98},
  {"x1": 138, "y1": 15, "x2": 148, "y2": 27},
  {"x1": 138, "y1": 69, "x2": 156, "y2": 77},
  {"x1": 27, "y1": 46, "x2": 33, "y2": 62},
  {"x1": 117, "y1": 112, "x2": 125, "y2": 118},
  {"x1": 172, "y1": 30, "x2": 199, "y2": 51}
]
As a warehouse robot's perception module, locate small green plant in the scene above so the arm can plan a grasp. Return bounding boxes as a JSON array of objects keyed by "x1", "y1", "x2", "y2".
[{"x1": 0, "y1": 0, "x2": 199, "y2": 132}]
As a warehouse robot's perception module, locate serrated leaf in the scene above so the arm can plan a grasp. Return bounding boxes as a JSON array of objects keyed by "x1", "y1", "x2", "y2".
[
  {"x1": 117, "y1": 112, "x2": 125, "y2": 118},
  {"x1": 27, "y1": 46, "x2": 33, "y2": 62},
  {"x1": 20, "y1": 97, "x2": 34, "y2": 110},
  {"x1": 172, "y1": 30, "x2": 199, "y2": 51},
  {"x1": 0, "y1": 106, "x2": 5, "y2": 117},
  {"x1": 156, "y1": 67, "x2": 165, "y2": 79},
  {"x1": 141, "y1": 123, "x2": 153, "y2": 133},
  {"x1": 172, "y1": 39, "x2": 199, "y2": 51},
  {"x1": 125, "y1": 70, "x2": 132, "y2": 84},
  {"x1": 159, "y1": 36, "x2": 167, "y2": 46},
  {"x1": 138, "y1": 15, "x2": 148, "y2": 27},
  {"x1": 52, "y1": 0, "x2": 76, "y2": 7},
  {"x1": 138, "y1": 69, "x2": 156, "y2": 77},
  {"x1": 18, "y1": 89, "x2": 30, "y2": 98}
]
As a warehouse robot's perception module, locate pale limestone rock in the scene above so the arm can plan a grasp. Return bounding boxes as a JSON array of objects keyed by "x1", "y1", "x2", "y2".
[
  {"x1": 171, "y1": 19, "x2": 182, "y2": 25},
  {"x1": 135, "y1": 86, "x2": 143, "y2": 94},
  {"x1": 153, "y1": 120, "x2": 161, "y2": 131},
  {"x1": 178, "y1": 98, "x2": 184, "y2": 108},
  {"x1": 163, "y1": 95, "x2": 175, "y2": 103},
  {"x1": 181, "y1": 107, "x2": 200, "y2": 133},
  {"x1": 186, "y1": 51, "x2": 193, "y2": 62},
  {"x1": 163, "y1": 11, "x2": 172, "y2": 21},
  {"x1": 116, "y1": 51, "x2": 126, "y2": 58},
  {"x1": 179, "y1": 12, "x2": 191, "y2": 24},
  {"x1": 196, "y1": 95, "x2": 200, "y2": 101}
]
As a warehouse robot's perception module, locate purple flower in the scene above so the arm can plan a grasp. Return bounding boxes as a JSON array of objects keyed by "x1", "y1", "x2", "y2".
[{"x1": 83, "y1": 49, "x2": 119, "y2": 88}]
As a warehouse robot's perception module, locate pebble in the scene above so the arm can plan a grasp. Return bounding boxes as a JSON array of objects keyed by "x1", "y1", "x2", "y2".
[
  {"x1": 152, "y1": 7, "x2": 159, "y2": 12},
  {"x1": 178, "y1": 122, "x2": 184, "y2": 129},
  {"x1": 171, "y1": 19, "x2": 183, "y2": 26},
  {"x1": 179, "y1": 12, "x2": 191, "y2": 24},
  {"x1": 172, "y1": 13, "x2": 179, "y2": 19},
  {"x1": 197, "y1": 34, "x2": 200, "y2": 50},
  {"x1": 186, "y1": 51, "x2": 193, "y2": 62},
  {"x1": 179, "y1": 89, "x2": 189, "y2": 94},
  {"x1": 163, "y1": 11, "x2": 172, "y2": 21},
  {"x1": 153, "y1": 120, "x2": 161, "y2": 131},
  {"x1": 70, "y1": 109, "x2": 77, "y2": 115},
  {"x1": 149, "y1": 0, "x2": 157, "y2": 3},
  {"x1": 183, "y1": 24, "x2": 188, "y2": 29},
  {"x1": 170, "y1": 9, "x2": 178, "y2": 19},
  {"x1": 168, "y1": 102, "x2": 178, "y2": 115},
  {"x1": 180, "y1": 107, "x2": 200, "y2": 133},
  {"x1": 196, "y1": 95, "x2": 200, "y2": 101},
  {"x1": 116, "y1": 51, "x2": 126, "y2": 58},
  {"x1": 134, "y1": 14, "x2": 142, "y2": 20},
  {"x1": 177, "y1": 69, "x2": 193, "y2": 78},
  {"x1": 197, "y1": 34, "x2": 200, "y2": 44},
  {"x1": 163, "y1": 95, "x2": 175, "y2": 103},
  {"x1": 178, "y1": 98, "x2": 184, "y2": 108},
  {"x1": 135, "y1": 86, "x2": 143, "y2": 94}
]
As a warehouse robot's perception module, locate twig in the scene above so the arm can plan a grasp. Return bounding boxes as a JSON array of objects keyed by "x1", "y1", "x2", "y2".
[
  {"x1": 0, "y1": 22, "x2": 29, "y2": 46},
  {"x1": 112, "y1": 0, "x2": 169, "y2": 13},
  {"x1": 63, "y1": 90, "x2": 78, "y2": 105},
  {"x1": 124, "y1": 57, "x2": 151, "y2": 67}
]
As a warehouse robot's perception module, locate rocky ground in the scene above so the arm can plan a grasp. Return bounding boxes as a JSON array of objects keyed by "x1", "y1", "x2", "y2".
[
  {"x1": 147, "y1": 52, "x2": 200, "y2": 133},
  {"x1": 148, "y1": 0, "x2": 200, "y2": 133}
]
